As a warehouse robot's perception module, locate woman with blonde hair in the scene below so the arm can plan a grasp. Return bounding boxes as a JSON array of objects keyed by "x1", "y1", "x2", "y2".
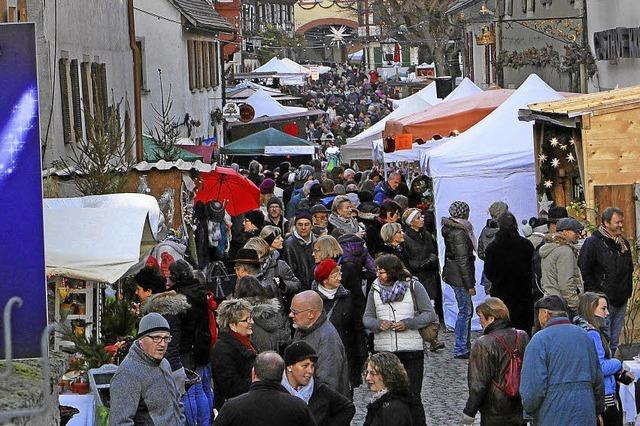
[
  {"x1": 378, "y1": 222, "x2": 406, "y2": 260},
  {"x1": 462, "y1": 297, "x2": 529, "y2": 425},
  {"x1": 312, "y1": 235, "x2": 343, "y2": 264},
  {"x1": 328, "y1": 195, "x2": 361, "y2": 234}
]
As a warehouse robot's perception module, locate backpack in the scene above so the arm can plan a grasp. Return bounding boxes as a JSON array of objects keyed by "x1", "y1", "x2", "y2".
[
  {"x1": 492, "y1": 330, "x2": 523, "y2": 398},
  {"x1": 531, "y1": 240, "x2": 545, "y2": 302}
]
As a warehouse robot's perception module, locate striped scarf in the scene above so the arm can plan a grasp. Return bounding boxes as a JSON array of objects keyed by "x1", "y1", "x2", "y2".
[{"x1": 599, "y1": 225, "x2": 628, "y2": 253}]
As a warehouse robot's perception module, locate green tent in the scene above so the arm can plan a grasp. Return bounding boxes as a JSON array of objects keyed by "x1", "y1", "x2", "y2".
[
  {"x1": 143, "y1": 135, "x2": 203, "y2": 162},
  {"x1": 220, "y1": 128, "x2": 317, "y2": 156}
]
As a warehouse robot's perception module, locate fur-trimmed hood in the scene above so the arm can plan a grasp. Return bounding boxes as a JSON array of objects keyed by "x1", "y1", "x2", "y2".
[
  {"x1": 143, "y1": 292, "x2": 191, "y2": 316},
  {"x1": 539, "y1": 233, "x2": 577, "y2": 258},
  {"x1": 248, "y1": 298, "x2": 283, "y2": 332},
  {"x1": 441, "y1": 216, "x2": 472, "y2": 232}
]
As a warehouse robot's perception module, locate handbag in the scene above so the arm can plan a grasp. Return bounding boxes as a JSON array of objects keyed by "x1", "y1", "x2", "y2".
[{"x1": 409, "y1": 281, "x2": 440, "y2": 342}]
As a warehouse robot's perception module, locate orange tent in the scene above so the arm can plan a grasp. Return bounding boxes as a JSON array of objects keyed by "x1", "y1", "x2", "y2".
[{"x1": 384, "y1": 89, "x2": 514, "y2": 141}]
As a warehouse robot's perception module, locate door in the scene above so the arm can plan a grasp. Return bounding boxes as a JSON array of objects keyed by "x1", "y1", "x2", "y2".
[{"x1": 593, "y1": 184, "x2": 636, "y2": 243}]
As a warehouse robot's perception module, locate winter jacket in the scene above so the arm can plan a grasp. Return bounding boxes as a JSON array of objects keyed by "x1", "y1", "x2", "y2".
[
  {"x1": 258, "y1": 251, "x2": 301, "y2": 300},
  {"x1": 441, "y1": 217, "x2": 476, "y2": 289},
  {"x1": 477, "y1": 219, "x2": 499, "y2": 261},
  {"x1": 283, "y1": 232, "x2": 316, "y2": 290},
  {"x1": 363, "y1": 278, "x2": 438, "y2": 353},
  {"x1": 363, "y1": 392, "x2": 419, "y2": 426},
  {"x1": 363, "y1": 217, "x2": 385, "y2": 257},
  {"x1": 286, "y1": 186, "x2": 304, "y2": 219},
  {"x1": 214, "y1": 381, "x2": 316, "y2": 426},
  {"x1": 313, "y1": 283, "x2": 367, "y2": 385},
  {"x1": 578, "y1": 230, "x2": 634, "y2": 308},
  {"x1": 265, "y1": 214, "x2": 290, "y2": 236},
  {"x1": 519, "y1": 317, "x2": 605, "y2": 426},
  {"x1": 245, "y1": 297, "x2": 291, "y2": 353},
  {"x1": 170, "y1": 279, "x2": 211, "y2": 367},
  {"x1": 373, "y1": 181, "x2": 398, "y2": 204},
  {"x1": 539, "y1": 234, "x2": 583, "y2": 314},
  {"x1": 210, "y1": 331, "x2": 256, "y2": 408},
  {"x1": 464, "y1": 319, "x2": 529, "y2": 426},
  {"x1": 293, "y1": 313, "x2": 350, "y2": 397},
  {"x1": 403, "y1": 226, "x2": 439, "y2": 301},
  {"x1": 308, "y1": 380, "x2": 355, "y2": 426},
  {"x1": 142, "y1": 293, "x2": 191, "y2": 372},
  {"x1": 484, "y1": 230, "x2": 535, "y2": 334},
  {"x1": 573, "y1": 316, "x2": 621, "y2": 396},
  {"x1": 109, "y1": 341, "x2": 185, "y2": 426}
]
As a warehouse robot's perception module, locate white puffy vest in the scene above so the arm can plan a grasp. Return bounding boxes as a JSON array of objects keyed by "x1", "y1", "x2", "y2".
[{"x1": 372, "y1": 284, "x2": 424, "y2": 352}]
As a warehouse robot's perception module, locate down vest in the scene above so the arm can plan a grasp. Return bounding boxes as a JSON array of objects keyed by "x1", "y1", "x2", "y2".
[{"x1": 441, "y1": 217, "x2": 476, "y2": 289}]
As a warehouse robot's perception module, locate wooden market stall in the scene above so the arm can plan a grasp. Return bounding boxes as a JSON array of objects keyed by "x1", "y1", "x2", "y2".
[{"x1": 519, "y1": 85, "x2": 640, "y2": 241}]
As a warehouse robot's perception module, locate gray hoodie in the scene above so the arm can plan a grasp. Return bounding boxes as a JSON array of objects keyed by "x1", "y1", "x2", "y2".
[
  {"x1": 539, "y1": 233, "x2": 584, "y2": 313},
  {"x1": 109, "y1": 340, "x2": 185, "y2": 426}
]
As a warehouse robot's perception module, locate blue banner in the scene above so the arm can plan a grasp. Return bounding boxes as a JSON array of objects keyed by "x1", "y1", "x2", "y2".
[{"x1": 0, "y1": 23, "x2": 47, "y2": 359}]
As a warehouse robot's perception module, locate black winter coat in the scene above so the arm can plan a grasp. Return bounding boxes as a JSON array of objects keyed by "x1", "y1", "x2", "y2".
[
  {"x1": 210, "y1": 331, "x2": 256, "y2": 408},
  {"x1": 364, "y1": 217, "x2": 385, "y2": 258},
  {"x1": 578, "y1": 230, "x2": 634, "y2": 308},
  {"x1": 441, "y1": 217, "x2": 476, "y2": 289},
  {"x1": 283, "y1": 234, "x2": 316, "y2": 290},
  {"x1": 215, "y1": 381, "x2": 316, "y2": 426},
  {"x1": 338, "y1": 233, "x2": 376, "y2": 324},
  {"x1": 313, "y1": 283, "x2": 367, "y2": 386},
  {"x1": 464, "y1": 319, "x2": 529, "y2": 426},
  {"x1": 403, "y1": 226, "x2": 439, "y2": 301},
  {"x1": 309, "y1": 380, "x2": 355, "y2": 426},
  {"x1": 484, "y1": 230, "x2": 534, "y2": 334},
  {"x1": 364, "y1": 392, "x2": 420, "y2": 426},
  {"x1": 170, "y1": 279, "x2": 211, "y2": 367}
]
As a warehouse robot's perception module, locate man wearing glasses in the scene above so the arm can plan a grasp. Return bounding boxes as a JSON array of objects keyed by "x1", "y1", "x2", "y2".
[{"x1": 110, "y1": 312, "x2": 185, "y2": 425}]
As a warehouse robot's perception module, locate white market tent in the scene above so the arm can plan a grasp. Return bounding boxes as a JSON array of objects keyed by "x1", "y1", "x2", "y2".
[
  {"x1": 251, "y1": 57, "x2": 309, "y2": 86},
  {"x1": 280, "y1": 57, "x2": 311, "y2": 75},
  {"x1": 44, "y1": 194, "x2": 161, "y2": 283},
  {"x1": 423, "y1": 74, "x2": 564, "y2": 330},
  {"x1": 245, "y1": 89, "x2": 307, "y2": 118},
  {"x1": 392, "y1": 81, "x2": 441, "y2": 109}
]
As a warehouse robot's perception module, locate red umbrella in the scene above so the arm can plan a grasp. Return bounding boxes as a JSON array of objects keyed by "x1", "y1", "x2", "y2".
[
  {"x1": 194, "y1": 166, "x2": 260, "y2": 216},
  {"x1": 394, "y1": 43, "x2": 401, "y2": 63}
]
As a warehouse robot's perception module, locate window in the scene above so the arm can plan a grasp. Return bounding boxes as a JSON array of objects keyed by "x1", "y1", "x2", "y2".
[
  {"x1": 135, "y1": 37, "x2": 148, "y2": 91},
  {"x1": 187, "y1": 40, "x2": 220, "y2": 92}
]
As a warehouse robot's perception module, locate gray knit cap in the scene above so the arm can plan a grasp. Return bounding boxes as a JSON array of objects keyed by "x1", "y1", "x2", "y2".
[
  {"x1": 449, "y1": 201, "x2": 470, "y2": 219},
  {"x1": 137, "y1": 312, "x2": 170, "y2": 339},
  {"x1": 488, "y1": 201, "x2": 509, "y2": 219}
]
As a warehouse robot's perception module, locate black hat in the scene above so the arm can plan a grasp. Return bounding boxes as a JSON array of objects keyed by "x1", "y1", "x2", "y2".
[
  {"x1": 547, "y1": 206, "x2": 568, "y2": 223},
  {"x1": 232, "y1": 248, "x2": 262, "y2": 264},
  {"x1": 244, "y1": 210, "x2": 265, "y2": 229},
  {"x1": 310, "y1": 204, "x2": 330, "y2": 214},
  {"x1": 283, "y1": 341, "x2": 318, "y2": 366},
  {"x1": 309, "y1": 183, "x2": 323, "y2": 199},
  {"x1": 534, "y1": 295, "x2": 568, "y2": 312},
  {"x1": 294, "y1": 210, "x2": 313, "y2": 224},
  {"x1": 267, "y1": 197, "x2": 283, "y2": 210}
]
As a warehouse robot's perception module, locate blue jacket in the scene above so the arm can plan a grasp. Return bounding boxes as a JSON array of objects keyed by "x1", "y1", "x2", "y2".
[
  {"x1": 519, "y1": 317, "x2": 604, "y2": 426},
  {"x1": 587, "y1": 329, "x2": 621, "y2": 396},
  {"x1": 286, "y1": 187, "x2": 304, "y2": 219},
  {"x1": 373, "y1": 182, "x2": 396, "y2": 205}
]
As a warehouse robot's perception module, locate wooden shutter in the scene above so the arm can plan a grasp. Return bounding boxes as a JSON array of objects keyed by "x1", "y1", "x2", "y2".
[
  {"x1": 209, "y1": 42, "x2": 217, "y2": 88},
  {"x1": 0, "y1": 0, "x2": 7, "y2": 22},
  {"x1": 70, "y1": 59, "x2": 83, "y2": 140},
  {"x1": 99, "y1": 63, "x2": 108, "y2": 119},
  {"x1": 91, "y1": 62, "x2": 101, "y2": 117},
  {"x1": 81, "y1": 62, "x2": 93, "y2": 139},
  {"x1": 17, "y1": 0, "x2": 26, "y2": 21},
  {"x1": 196, "y1": 41, "x2": 203, "y2": 89},
  {"x1": 58, "y1": 58, "x2": 71, "y2": 144},
  {"x1": 203, "y1": 42, "x2": 210, "y2": 88},
  {"x1": 187, "y1": 40, "x2": 195, "y2": 91}
]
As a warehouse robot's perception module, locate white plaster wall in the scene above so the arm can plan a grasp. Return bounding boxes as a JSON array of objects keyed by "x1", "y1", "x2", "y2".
[
  {"x1": 135, "y1": 0, "x2": 224, "y2": 145},
  {"x1": 587, "y1": 0, "x2": 640, "y2": 92}
]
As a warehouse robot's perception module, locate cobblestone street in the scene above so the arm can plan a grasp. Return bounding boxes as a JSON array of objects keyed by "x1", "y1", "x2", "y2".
[{"x1": 352, "y1": 328, "x2": 482, "y2": 426}]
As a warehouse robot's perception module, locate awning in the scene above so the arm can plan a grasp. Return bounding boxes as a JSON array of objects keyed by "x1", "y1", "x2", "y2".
[{"x1": 220, "y1": 127, "x2": 317, "y2": 156}]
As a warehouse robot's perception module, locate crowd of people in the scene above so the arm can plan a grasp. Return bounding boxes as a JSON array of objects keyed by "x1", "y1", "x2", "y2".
[{"x1": 108, "y1": 154, "x2": 637, "y2": 426}]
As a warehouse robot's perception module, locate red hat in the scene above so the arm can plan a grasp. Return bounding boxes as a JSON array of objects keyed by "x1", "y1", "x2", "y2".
[{"x1": 314, "y1": 259, "x2": 338, "y2": 283}]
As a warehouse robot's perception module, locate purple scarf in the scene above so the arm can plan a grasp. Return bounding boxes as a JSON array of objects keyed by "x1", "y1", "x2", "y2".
[{"x1": 379, "y1": 280, "x2": 408, "y2": 303}]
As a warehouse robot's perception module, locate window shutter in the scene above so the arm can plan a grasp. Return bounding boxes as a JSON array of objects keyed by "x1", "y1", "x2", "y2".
[
  {"x1": 80, "y1": 62, "x2": 93, "y2": 139},
  {"x1": 99, "y1": 63, "x2": 108, "y2": 119},
  {"x1": 70, "y1": 59, "x2": 83, "y2": 141},
  {"x1": 196, "y1": 41, "x2": 203, "y2": 89},
  {"x1": 209, "y1": 42, "x2": 217, "y2": 88},
  {"x1": 203, "y1": 42, "x2": 210, "y2": 88},
  {"x1": 187, "y1": 40, "x2": 195, "y2": 91},
  {"x1": 58, "y1": 58, "x2": 71, "y2": 145},
  {"x1": 17, "y1": 0, "x2": 26, "y2": 21},
  {"x1": 91, "y1": 62, "x2": 101, "y2": 117}
]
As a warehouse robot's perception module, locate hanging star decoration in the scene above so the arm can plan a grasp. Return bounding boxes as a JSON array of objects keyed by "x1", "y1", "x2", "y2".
[
  {"x1": 566, "y1": 153, "x2": 575, "y2": 163},
  {"x1": 327, "y1": 26, "x2": 348, "y2": 46},
  {"x1": 549, "y1": 137, "x2": 559, "y2": 147},
  {"x1": 538, "y1": 153, "x2": 547, "y2": 162},
  {"x1": 544, "y1": 180, "x2": 553, "y2": 188},
  {"x1": 551, "y1": 158, "x2": 560, "y2": 168},
  {"x1": 538, "y1": 193, "x2": 553, "y2": 213},
  {"x1": 569, "y1": 138, "x2": 575, "y2": 145},
  {"x1": 560, "y1": 144, "x2": 568, "y2": 151}
]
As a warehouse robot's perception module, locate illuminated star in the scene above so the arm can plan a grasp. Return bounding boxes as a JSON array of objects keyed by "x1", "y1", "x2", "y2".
[
  {"x1": 551, "y1": 158, "x2": 560, "y2": 168},
  {"x1": 538, "y1": 193, "x2": 553, "y2": 212},
  {"x1": 538, "y1": 153, "x2": 547, "y2": 162},
  {"x1": 544, "y1": 180, "x2": 553, "y2": 188},
  {"x1": 549, "y1": 137, "x2": 559, "y2": 147},
  {"x1": 566, "y1": 153, "x2": 575, "y2": 163},
  {"x1": 327, "y1": 26, "x2": 349, "y2": 46},
  {"x1": 560, "y1": 144, "x2": 568, "y2": 151},
  {"x1": 569, "y1": 138, "x2": 575, "y2": 145}
]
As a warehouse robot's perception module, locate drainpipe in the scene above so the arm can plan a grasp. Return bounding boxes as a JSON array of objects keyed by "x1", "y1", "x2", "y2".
[{"x1": 128, "y1": 0, "x2": 144, "y2": 162}]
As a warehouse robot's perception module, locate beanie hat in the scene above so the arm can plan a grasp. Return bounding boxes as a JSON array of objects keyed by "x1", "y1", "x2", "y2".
[
  {"x1": 547, "y1": 206, "x2": 569, "y2": 223},
  {"x1": 245, "y1": 210, "x2": 265, "y2": 229},
  {"x1": 449, "y1": 201, "x2": 470, "y2": 219},
  {"x1": 294, "y1": 210, "x2": 313, "y2": 224},
  {"x1": 488, "y1": 201, "x2": 509, "y2": 219},
  {"x1": 259, "y1": 178, "x2": 276, "y2": 195},
  {"x1": 283, "y1": 341, "x2": 318, "y2": 366},
  {"x1": 314, "y1": 258, "x2": 338, "y2": 283},
  {"x1": 267, "y1": 196, "x2": 283, "y2": 210},
  {"x1": 137, "y1": 312, "x2": 170, "y2": 338}
]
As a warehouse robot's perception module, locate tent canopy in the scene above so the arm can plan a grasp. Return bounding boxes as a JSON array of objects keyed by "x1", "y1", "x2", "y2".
[
  {"x1": 384, "y1": 89, "x2": 513, "y2": 140},
  {"x1": 44, "y1": 194, "x2": 161, "y2": 283},
  {"x1": 280, "y1": 58, "x2": 311, "y2": 75},
  {"x1": 392, "y1": 82, "x2": 441, "y2": 109},
  {"x1": 220, "y1": 127, "x2": 317, "y2": 156},
  {"x1": 245, "y1": 89, "x2": 307, "y2": 118},
  {"x1": 143, "y1": 135, "x2": 203, "y2": 162}
]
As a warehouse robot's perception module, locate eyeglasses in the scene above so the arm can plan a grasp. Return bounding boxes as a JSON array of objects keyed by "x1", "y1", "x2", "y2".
[
  {"x1": 146, "y1": 335, "x2": 172, "y2": 344},
  {"x1": 290, "y1": 308, "x2": 313, "y2": 316},
  {"x1": 364, "y1": 369, "x2": 380, "y2": 377},
  {"x1": 237, "y1": 316, "x2": 253, "y2": 323},
  {"x1": 376, "y1": 269, "x2": 387, "y2": 275}
]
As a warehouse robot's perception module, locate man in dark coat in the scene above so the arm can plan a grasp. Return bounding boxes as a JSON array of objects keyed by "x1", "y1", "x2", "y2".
[
  {"x1": 484, "y1": 212, "x2": 535, "y2": 334},
  {"x1": 284, "y1": 211, "x2": 317, "y2": 290},
  {"x1": 215, "y1": 352, "x2": 316, "y2": 426},
  {"x1": 578, "y1": 206, "x2": 634, "y2": 353}
]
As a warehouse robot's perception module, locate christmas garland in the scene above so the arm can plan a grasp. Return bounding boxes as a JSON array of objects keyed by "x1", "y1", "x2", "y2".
[{"x1": 497, "y1": 44, "x2": 597, "y2": 78}]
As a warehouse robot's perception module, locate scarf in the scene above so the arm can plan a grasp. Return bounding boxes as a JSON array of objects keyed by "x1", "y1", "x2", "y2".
[
  {"x1": 230, "y1": 331, "x2": 256, "y2": 353},
  {"x1": 293, "y1": 228, "x2": 314, "y2": 246},
  {"x1": 328, "y1": 213, "x2": 360, "y2": 233},
  {"x1": 598, "y1": 225, "x2": 628, "y2": 253},
  {"x1": 378, "y1": 280, "x2": 408, "y2": 303},
  {"x1": 317, "y1": 284, "x2": 338, "y2": 300},
  {"x1": 370, "y1": 389, "x2": 388, "y2": 403},
  {"x1": 452, "y1": 218, "x2": 478, "y2": 251},
  {"x1": 281, "y1": 374, "x2": 315, "y2": 404}
]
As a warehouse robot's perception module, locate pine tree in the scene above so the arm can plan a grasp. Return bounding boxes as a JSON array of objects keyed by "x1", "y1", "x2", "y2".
[{"x1": 146, "y1": 69, "x2": 182, "y2": 161}]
